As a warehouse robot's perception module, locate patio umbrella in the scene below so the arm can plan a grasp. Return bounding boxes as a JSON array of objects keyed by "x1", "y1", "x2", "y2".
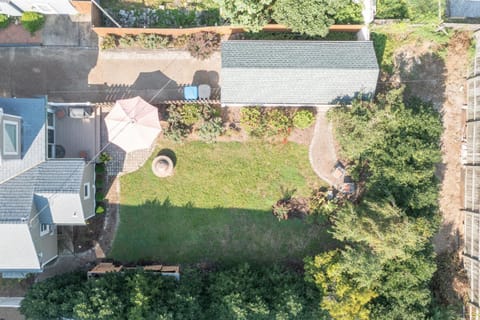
[{"x1": 105, "y1": 97, "x2": 162, "y2": 152}]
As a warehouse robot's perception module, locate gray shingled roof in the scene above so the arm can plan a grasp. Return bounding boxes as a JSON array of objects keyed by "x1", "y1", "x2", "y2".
[
  {"x1": 221, "y1": 41, "x2": 379, "y2": 106},
  {"x1": 0, "y1": 97, "x2": 47, "y2": 183},
  {"x1": 0, "y1": 159, "x2": 86, "y2": 222},
  {"x1": 449, "y1": 0, "x2": 480, "y2": 17}
]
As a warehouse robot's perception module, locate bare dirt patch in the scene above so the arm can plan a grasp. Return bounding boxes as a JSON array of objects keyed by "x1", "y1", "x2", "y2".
[{"x1": 433, "y1": 32, "x2": 471, "y2": 254}]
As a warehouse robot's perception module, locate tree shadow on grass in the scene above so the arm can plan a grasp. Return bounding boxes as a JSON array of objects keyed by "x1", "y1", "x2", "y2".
[{"x1": 109, "y1": 199, "x2": 339, "y2": 267}]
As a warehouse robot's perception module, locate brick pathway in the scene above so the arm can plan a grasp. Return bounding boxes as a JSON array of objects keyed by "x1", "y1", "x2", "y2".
[{"x1": 0, "y1": 24, "x2": 41, "y2": 45}]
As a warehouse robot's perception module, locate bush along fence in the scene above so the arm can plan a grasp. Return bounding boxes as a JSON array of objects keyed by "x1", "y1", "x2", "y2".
[
  {"x1": 0, "y1": 11, "x2": 45, "y2": 35},
  {"x1": 94, "y1": 152, "x2": 112, "y2": 215},
  {"x1": 100, "y1": 31, "x2": 221, "y2": 60}
]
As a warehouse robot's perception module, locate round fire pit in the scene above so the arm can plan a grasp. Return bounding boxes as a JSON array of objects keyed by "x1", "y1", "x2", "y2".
[{"x1": 152, "y1": 155, "x2": 174, "y2": 177}]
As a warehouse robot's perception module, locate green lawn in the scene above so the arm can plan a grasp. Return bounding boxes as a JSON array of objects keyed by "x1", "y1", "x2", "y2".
[{"x1": 110, "y1": 141, "x2": 335, "y2": 265}]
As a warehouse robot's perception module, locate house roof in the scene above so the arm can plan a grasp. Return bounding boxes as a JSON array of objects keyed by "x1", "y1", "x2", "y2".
[
  {"x1": 0, "y1": 2, "x2": 22, "y2": 16},
  {"x1": 8, "y1": 0, "x2": 77, "y2": 15},
  {"x1": 0, "y1": 224, "x2": 41, "y2": 272},
  {"x1": 220, "y1": 41, "x2": 379, "y2": 106},
  {"x1": 449, "y1": 0, "x2": 480, "y2": 18},
  {"x1": 0, "y1": 97, "x2": 47, "y2": 183},
  {"x1": 0, "y1": 159, "x2": 86, "y2": 223}
]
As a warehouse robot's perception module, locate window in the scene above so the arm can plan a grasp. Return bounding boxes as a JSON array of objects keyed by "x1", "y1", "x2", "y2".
[
  {"x1": 40, "y1": 224, "x2": 50, "y2": 237},
  {"x1": 3, "y1": 120, "x2": 19, "y2": 155},
  {"x1": 84, "y1": 182, "x2": 90, "y2": 200}
]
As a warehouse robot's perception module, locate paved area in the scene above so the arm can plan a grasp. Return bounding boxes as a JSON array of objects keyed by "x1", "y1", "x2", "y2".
[
  {"x1": 0, "y1": 24, "x2": 41, "y2": 45},
  {"x1": 309, "y1": 110, "x2": 338, "y2": 186},
  {"x1": 41, "y1": 14, "x2": 97, "y2": 47},
  {"x1": 0, "y1": 47, "x2": 221, "y2": 103},
  {"x1": 0, "y1": 308, "x2": 24, "y2": 320}
]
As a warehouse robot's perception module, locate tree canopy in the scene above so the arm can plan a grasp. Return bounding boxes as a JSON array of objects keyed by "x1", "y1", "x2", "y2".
[
  {"x1": 21, "y1": 264, "x2": 325, "y2": 320},
  {"x1": 306, "y1": 87, "x2": 446, "y2": 319}
]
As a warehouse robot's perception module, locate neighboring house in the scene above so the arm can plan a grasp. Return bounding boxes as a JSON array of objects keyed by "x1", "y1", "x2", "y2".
[
  {"x1": 220, "y1": 41, "x2": 379, "y2": 107},
  {"x1": 0, "y1": 97, "x2": 95, "y2": 278},
  {"x1": 0, "y1": 0, "x2": 77, "y2": 16},
  {"x1": 448, "y1": 0, "x2": 480, "y2": 18}
]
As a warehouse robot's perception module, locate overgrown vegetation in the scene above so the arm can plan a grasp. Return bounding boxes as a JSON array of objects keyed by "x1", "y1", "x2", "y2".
[
  {"x1": 241, "y1": 30, "x2": 357, "y2": 41},
  {"x1": 100, "y1": 32, "x2": 220, "y2": 59},
  {"x1": 20, "y1": 11, "x2": 45, "y2": 35},
  {"x1": 304, "y1": 87, "x2": 450, "y2": 319},
  {"x1": 21, "y1": 265, "x2": 325, "y2": 319},
  {"x1": 0, "y1": 14, "x2": 10, "y2": 29},
  {"x1": 240, "y1": 107, "x2": 315, "y2": 139},
  {"x1": 371, "y1": 23, "x2": 451, "y2": 74},
  {"x1": 217, "y1": 0, "x2": 362, "y2": 35},
  {"x1": 376, "y1": 0, "x2": 445, "y2": 22},
  {"x1": 165, "y1": 104, "x2": 224, "y2": 142},
  {"x1": 185, "y1": 31, "x2": 220, "y2": 60}
]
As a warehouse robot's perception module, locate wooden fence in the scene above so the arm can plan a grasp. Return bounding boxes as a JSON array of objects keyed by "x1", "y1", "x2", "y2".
[{"x1": 92, "y1": 24, "x2": 363, "y2": 38}]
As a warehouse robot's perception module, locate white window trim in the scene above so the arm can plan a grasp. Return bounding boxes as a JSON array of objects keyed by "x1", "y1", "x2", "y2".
[
  {"x1": 40, "y1": 224, "x2": 50, "y2": 237},
  {"x1": 3, "y1": 120, "x2": 19, "y2": 156},
  {"x1": 84, "y1": 182, "x2": 90, "y2": 200}
]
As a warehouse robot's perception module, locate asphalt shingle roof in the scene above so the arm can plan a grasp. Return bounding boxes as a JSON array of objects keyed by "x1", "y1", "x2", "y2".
[
  {"x1": 222, "y1": 41, "x2": 379, "y2": 70},
  {"x1": 449, "y1": 0, "x2": 480, "y2": 17},
  {"x1": 221, "y1": 41, "x2": 379, "y2": 106},
  {"x1": 0, "y1": 159, "x2": 86, "y2": 222}
]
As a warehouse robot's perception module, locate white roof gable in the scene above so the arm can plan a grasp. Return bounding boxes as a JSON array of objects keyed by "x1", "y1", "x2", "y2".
[{"x1": 0, "y1": 224, "x2": 40, "y2": 272}]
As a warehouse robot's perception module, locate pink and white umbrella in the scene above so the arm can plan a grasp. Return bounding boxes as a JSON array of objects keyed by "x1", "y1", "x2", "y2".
[{"x1": 105, "y1": 97, "x2": 162, "y2": 152}]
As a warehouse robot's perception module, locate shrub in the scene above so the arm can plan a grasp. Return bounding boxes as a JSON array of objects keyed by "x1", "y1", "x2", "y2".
[
  {"x1": 186, "y1": 32, "x2": 220, "y2": 60},
  {"x1": 240, "y1": 107, "x2": 265, "y2": 137},
  {"x1": 173, "y1": 34, "x2": 189, "y2": 48},
  {"x1": 199, "y1": 117, "x2": 224, "y2": 143},
  {"x1": 118, "y1": 34, "x2": 136, "y2": 48},
  {"x1": 99, "y1": 152, "x2": 112, "y2": 164},
  {"x1": 95, "y1": 192, "x2": 105, "y2": 202},
  {"x1": 137, "y1": 33, "x2": 170, "y2": 49},
  {"x1": 96, "y1": 205, "x2": 105, "y2": 214},
  {"x1": 293, "y1": 110, "x2": 315, "y2": 129},
  {"x1": 334, "y1": 1, "x2": 363, "y2": 24},
  {"x1": 0, "y1": 14, "x2": 10, "y2": 29},
  {"x1": 20, "y1": 11, "x2": 45, "y2": 35},
  {"x1": 95, "y1": 163, "x2": 106, "y2": 174},
  {"x1": 376, "y1": 0, "x2": 409, "y2": 19},
  {"x1": 265, "y1": 109, "x2": 291, "y2": 136},
  {"x1": 181, "y1": 103, "x2": 201, "y2": 126},
  {"x1": 101, "y1": 34, "x2": 117, "y2": 50},
  {"x1": 165, "y1": 104, "x2": 191, "y2": 141}
]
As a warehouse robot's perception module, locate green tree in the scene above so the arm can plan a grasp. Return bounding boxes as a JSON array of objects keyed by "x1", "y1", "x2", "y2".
[
  {"x1": 272, "y1": 0, "x2": 350, "y2": 37},
  {"x1": 216, "y1": 0, "x2": 274, "y2": 32},
  {"x1": 333, "y1": 199, "x2": 435, "y2": 262},
  {"x1": 370, "y1": 251, "x2": 437, "y2": 319},
  {"x1": 306, "y1": 250, "x2": 378, "y2": 320},
  {"x1": 20, "y1": 272, "x2": 86, "y2": 319}
]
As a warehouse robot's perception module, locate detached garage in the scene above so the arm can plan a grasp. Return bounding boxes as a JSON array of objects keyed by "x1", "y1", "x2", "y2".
[{"x1": 220, "y1": 40, "x2": 379, "y2": 107}]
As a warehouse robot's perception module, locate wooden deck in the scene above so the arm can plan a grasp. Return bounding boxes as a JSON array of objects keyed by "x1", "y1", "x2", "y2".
[{"x1": 55, "y1": 107, "x2": 101, "y2": 160}]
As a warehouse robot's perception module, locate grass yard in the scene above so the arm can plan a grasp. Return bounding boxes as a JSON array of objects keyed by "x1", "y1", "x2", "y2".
[{"x1": 110, "y1": 141, "x2": 335, "y2": 265}]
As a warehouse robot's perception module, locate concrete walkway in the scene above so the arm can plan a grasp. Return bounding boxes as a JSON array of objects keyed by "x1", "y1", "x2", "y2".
[
  {"x1": 309, "y1": 110, "x2": 338, "y2": 186},
  {"x1": 0, "y1": 297, "x2": 23, "y2": 308}
]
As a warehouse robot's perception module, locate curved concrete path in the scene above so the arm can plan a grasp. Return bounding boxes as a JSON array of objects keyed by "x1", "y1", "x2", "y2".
[{"x1": 309, "y1": 110, "x2": 338, "y2": 186}]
